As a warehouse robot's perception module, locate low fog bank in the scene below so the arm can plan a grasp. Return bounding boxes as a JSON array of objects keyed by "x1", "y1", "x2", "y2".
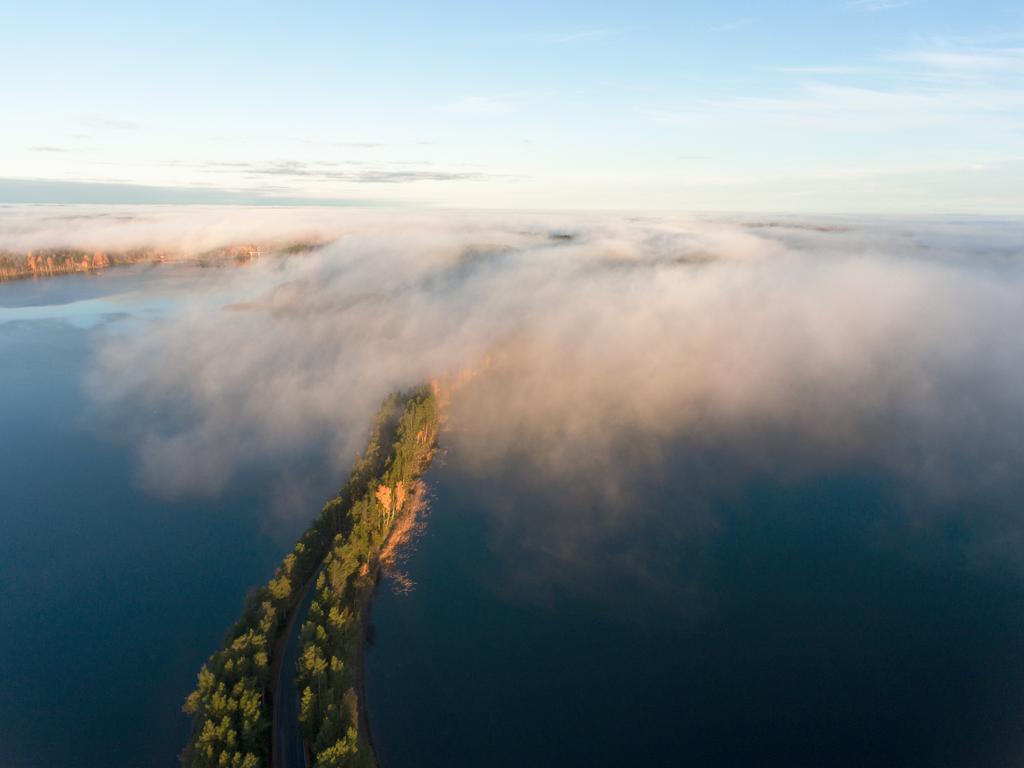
[
  {"x1": 12, "y1": 207, "x2": 1017, "y2": 569},
  {"x1": 0, "y1": 205, "x2": 366, "y2": 254}
]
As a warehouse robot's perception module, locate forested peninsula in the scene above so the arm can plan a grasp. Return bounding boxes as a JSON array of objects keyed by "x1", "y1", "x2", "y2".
[{"x1": 182, "y1": 386, "x2": 440, "y2": 768}]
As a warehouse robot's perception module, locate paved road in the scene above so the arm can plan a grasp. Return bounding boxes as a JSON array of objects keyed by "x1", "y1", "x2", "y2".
[{"x1": 273, "y1": 576, "x2": 318, "y2": 768}]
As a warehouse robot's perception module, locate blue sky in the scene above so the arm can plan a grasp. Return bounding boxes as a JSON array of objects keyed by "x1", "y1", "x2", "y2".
[{"x1": 1, "y1": 0, "x2": 1022, "y2": 212}]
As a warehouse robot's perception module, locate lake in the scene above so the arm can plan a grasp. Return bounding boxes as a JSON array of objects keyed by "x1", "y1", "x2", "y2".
[
  {"x1": 3, "y1": 263, "x2": 1024, "y2": 768},
  {"x1": 365, "y1": 439, "x2": 1024, "y2": 767},
  {"x1": 0, "y1": 267, "x2": 330, "y2": 768}
]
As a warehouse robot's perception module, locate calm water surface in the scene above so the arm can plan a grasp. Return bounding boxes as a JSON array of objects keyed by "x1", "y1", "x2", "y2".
[
  {"x1": 4, "y1": 267, "x2": 1024, "y2": 768},
  {"x1": 366, "y1": 449, "x2": 1024, "y2": 767},
  {"x1": 0, "y1": 268, "x2": 327, "y2": 768}
]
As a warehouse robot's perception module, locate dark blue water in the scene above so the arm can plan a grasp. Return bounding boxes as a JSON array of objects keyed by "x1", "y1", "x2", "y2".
[
  {"x1": 366, "y1": 450, "x2": 1024, "y2": 767},
  {"x1": 0, "y1": 269, "x2": 326, "y2": 768},
  {"x1": 6, "y1": 267, "x2": 1024, "y2": 768}
]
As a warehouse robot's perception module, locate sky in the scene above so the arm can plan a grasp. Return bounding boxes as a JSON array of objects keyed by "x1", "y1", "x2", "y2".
[{"x1": 1, "y1": 0, "x2": 1022, "y2": 212}]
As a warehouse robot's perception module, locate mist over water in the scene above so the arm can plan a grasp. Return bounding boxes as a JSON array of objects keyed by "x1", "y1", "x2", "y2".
[
  {"x1": 0, "y1": 267, "x2": 338, "y2": 768},
  {"x1": 3, "y1": 207, "x2": 1024, "y2": 766},
  {"x1": 367, "y1": 445, "x2": 1024, "y2": 768},
  {"x1": 65, "y1": 209, "x2": 1024, "y2": 566}
]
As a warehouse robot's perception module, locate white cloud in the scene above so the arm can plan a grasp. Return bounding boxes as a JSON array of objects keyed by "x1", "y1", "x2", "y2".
[
  {"x1": 770, "y1": 65, "x2": 869, "y2": 75},
  {"x1": 694, "y1": 36, "x2": 1024, "y2": 140},
  {"x1": 440, "y1": 95, "x2": 523, "y2": 114},
  {"x1": 710, "y1": 17, "x2": 753, "y2": 32},
  {"x1": 890, "y1": 48, "x2": 1024, "y2": 74},
  {"x1": 15, "y1": 206, "x2": 1012, "y2": 572},
  {"x1": 526, "y1": 29, "x2": 617, "y2": 45},
  {"x1": 847, "y1": 0, "x2": 914, "y2": 11}
]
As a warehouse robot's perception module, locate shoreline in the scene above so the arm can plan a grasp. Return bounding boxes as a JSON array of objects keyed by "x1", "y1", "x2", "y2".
[
  {"x1": 354, "y1": 477, "x2": 431, "y2": 768},
  {"x1": 281, "y1": 484, "x2": 417, "y2": 768},
  {"x1": 270, "y1": 391, "x2": 438, "y2": 768},
  {"x1": 0, "y1": 241, "x2": 323, "y2": 284}
]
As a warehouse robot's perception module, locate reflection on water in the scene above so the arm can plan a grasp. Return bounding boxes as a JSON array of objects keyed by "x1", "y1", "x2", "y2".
[
  {"x1": 0, "y1": 269, "x2": 331, "y2": 768},
  {"x1": 366, "y1": 443, "x2": 1024, "y2": 768}
]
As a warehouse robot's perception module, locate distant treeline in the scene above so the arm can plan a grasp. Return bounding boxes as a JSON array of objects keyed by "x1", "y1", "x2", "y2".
[
  {"x1": 0, "y1": 248, "x2": 152, "y2": 281},
  {"x1": 182, "y1": 387, "x2": 439, "y2": 768},
  {"x1": 0, "y1": 241, "x2": 322, "y2": 282}
]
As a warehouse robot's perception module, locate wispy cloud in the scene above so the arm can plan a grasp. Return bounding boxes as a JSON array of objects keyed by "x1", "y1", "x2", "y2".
[
  {"x1": 527, "y1": 29, "x2": 618, "y2": 45},
  {"x1": 847, "y1": 0, "x2": 914, "y2": 10},
  {"x1": 890, "y1": 48, "x2": 1024, "y2": 74},
  {"x1": 27, "y1": 146, "x2": 72, "y2": 153},
  {"x1": 0, "y1": 178, "x2": 372, "y2": 205},
  {"x1": 708, "y1": 81, "x2": 1024, "y2": 131},
  {"x1": 771, "y1": 65, "x2": 869, "y2": 75},
  {"x1": 715, "y1": 37, "x2": 1024, "y2": 136},
  {"x1": 241, "y1": 160, "x2": 490, "y2": 184},
  {"x1": 642, "y1": 108, "x2": 697, "y2": 125},
  {"x1": 80, "y1": 115, "x2": 141, "y2": 131},
  {"x1": 440, "y1": 95, "x2": 525, "y2": 114},
  {"x1": 354, "y1": 170, "x2": 489, "y2": 183},
  {"x1": 710, "y1": 17, "x2": 753, "y2": 32}
]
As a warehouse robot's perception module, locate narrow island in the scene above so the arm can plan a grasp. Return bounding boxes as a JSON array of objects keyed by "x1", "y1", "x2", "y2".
[{"x1": 182, "y1": 385, "x2": 440, "y2": 768}]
